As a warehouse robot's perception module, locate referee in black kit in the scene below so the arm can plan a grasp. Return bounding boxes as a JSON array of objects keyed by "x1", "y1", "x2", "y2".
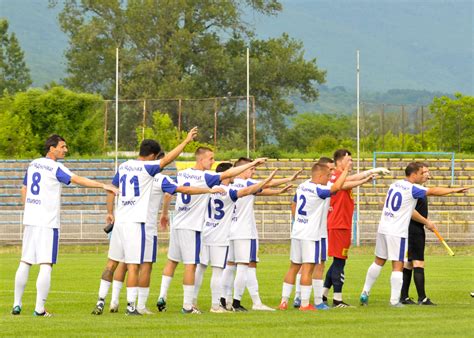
[{"x1": 400, "y1": 163, "x2": 436, "y2": 305}]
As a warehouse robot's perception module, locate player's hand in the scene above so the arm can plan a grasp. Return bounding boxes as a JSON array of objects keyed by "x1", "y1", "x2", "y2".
[
  {"x1": 184, "y1": 126, "x2": 198, "y2": 143},
  {"x1": 370, "y1": 167, "x2": 390, "y2": 176},
  {"x1": 159, "y1": 214, "x2": 169, "y2": 230},
  {"x1": 289, "y1": 169, "x2": 303, "y2": 181},
  {"x1": 266, "y1": 169, "x2": 278, "y2": 182},
  {"x1": 106, "y1": 213, "x2": 114, "y2": 225},
  {"x1": 425, "y1": 219, "x2": 437, "y2": 232},
  {"x1": 366, "y1": 173, "x2": 378, "y2": 182},
  {"x1": 103, "y1": 184, "x2": 119, "y2": 195},
  {"x1": 210, "y1": 187, "x2": 226, "y2": 195},
  {"x1": 454, "y1": 187, "x2": 470, "y2": 193},
  {"x1": 253, "y1": 158, "x2": 268, "y2": 166},
  {"x1": 279, "y1": 184, "x2": 293, "y2": 194}
]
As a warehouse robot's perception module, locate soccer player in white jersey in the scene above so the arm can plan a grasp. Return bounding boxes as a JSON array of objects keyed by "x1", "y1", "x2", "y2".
[
  {"x1": 279, "y1": 158, "x2": 350, "y2": 311},
  {"x1": 92, "y1": 128, "x2": 199, "y2": 316},
  {"x1": 12, "y1": 134, "x2": 118, "y2": 317},
  {"x1": 107, "y1": 160, "x2": 225, "y2": 315},
  {"x1": 360, "y1": 162, "x2": 470, "y2": 307},
  {"x1": 221, "y1": 157, "x2": 298, "y2": 312},
  {"x1": 192, "y1": 163, "x2": 278, "y2": 313},
  {"x1": 157, "y1": 148, "x2": 266, "y2": 314}
]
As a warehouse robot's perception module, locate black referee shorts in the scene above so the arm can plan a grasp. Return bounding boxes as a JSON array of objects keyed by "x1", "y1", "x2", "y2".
[{"x1": 408, "y1": 226, "x2": 426, "y2": 261}]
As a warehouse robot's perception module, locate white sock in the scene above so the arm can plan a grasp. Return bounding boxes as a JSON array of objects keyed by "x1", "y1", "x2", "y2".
[
  {"x1": 98, "y1": 279, "x2": 111, "y2": 300},
  {"x1": 137, "y1": 287, "x2": 149, "y2": 310},
  {"x1": 295, "y1": 273, "x2": 302, "y2": 299},
  {"x1": 159, "y1": 275, "x2": 173, "y2": 300},
  {"x1": 312, "y1": 279, "x2": 324, "y2": 305},
  {"x1": 111, "y1": 280, "x2": 123, "y2": 305},
  {"x1": 14, "y1": 262, "x2": 30, "y2": 307},
  {"x1": 35, "y1": 265, "x2": 52, "y2": 314},
  {"x1": 363, "y1": 263, "x2": 383, "y2": 294},
  {"x1": 211, "y1": 267, "x2": 223, "y2": 307},
  {"x1": 333, "y1": 292, "x2": 342, "y2": 302},
  {"x1": 126, "y1": 287, "x2": 138, "y2": 306},
  {"x1": 281, "y1": 282, "x2": 294, "y2": 302},
  {"x1": 193, "y1": 264, "x2": 206, "y2": 305},
  {"x1": 233, "y1": 264, "x2": 248, "y2": 301},
  {"x1": 183, "y1": 285, "x2": 194, "y2": 310},
  {"x1": 221, "y1": 265, "x2": 236, "y2": 301},
  {"x1": 300, "y1": 285, "x2": 312, "y2": 307},
  {"x1": 322, "y1": 287, "x2": 329, "y2": 298},
  {"x1": 246, "y1": 267, "x2": 262, "y2": 306},
  {"x1": 390, "y1": 271, "x2": 403, "y2": 305}
]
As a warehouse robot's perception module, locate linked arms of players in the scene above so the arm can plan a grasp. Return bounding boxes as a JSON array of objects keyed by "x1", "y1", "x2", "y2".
[
  {"x1": 426, "y1": 186, "x2": 470, "y2": 196},
  {"x1": 159, "y1": 127, "x2": 198, "y2": 168},
  {"x1": 219, "y1": 158, "x2": 267, "y2": 180},
  {"x1": 262, "y1": 169, "x2": 303, "y2": 188},
  {"x1": 236, "y1": 169, "x2": 278, "y2": 198}
]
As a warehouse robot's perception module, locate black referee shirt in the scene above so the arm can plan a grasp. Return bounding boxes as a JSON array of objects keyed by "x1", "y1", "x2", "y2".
[{"x1": 409, "y1": 196, "x2": 428, "y2": 233}]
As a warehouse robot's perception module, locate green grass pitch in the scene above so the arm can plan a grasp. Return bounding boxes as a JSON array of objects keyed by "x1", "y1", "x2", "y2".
[{"x1": 1, "y1": 244, "x2": 473, "y2": 336}]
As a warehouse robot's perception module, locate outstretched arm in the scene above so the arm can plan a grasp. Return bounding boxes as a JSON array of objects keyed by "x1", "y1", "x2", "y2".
[
  {"x1": 346, "y1": 167, "x2": 390, "y2": 181},
  {"x1": 237, "y1": 169, "x2": 278, "y2": 198},
  {"x1": 176, "y1": 185, "x2": 226, "y2": 195},
  {"x1": 426, "y1": 186, "x2": 470, "y2": 196},
  {"x1": 220, "y1": 158, "x2": 267, "y2": 180},
  {"x1": 264, "y1": 169, "x2": 303, "y2": 188},
  {"x1": 71, "y1": 175, "x2": 118, "y2": 194},
  {"x1": 257, "y1": 185, "x2": 293, "y2": 196},
  {"x1": 160, "y1": 127, "x2": 198, "y2": 168},
  {"x1": 342, "y1": 174, "x2": 377, "y2": 190}
]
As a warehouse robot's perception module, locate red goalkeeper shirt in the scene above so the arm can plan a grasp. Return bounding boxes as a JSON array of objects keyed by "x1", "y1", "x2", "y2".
[{"x1": 327, "y1": 169, "x2": 354, "y2": 230}]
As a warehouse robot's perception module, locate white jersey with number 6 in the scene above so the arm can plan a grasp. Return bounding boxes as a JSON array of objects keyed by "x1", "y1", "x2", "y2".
[
  {"x1": 203, "y1": 185, "x2": 239, "y2": 246},
  {"x1": 172, "y1": 168, "x2": 221, "y2": 231},
  {"x1": 22, "y1": 157, "x2": 74, "y2": 229},
  {"x1": 377, "y1": 179, "x2": 427, "y2": 238},
  {"x1": 291, "y1": 180, "x2": 331, "y2": 241},
  {"x1": 112, "y1": 159, "x2": 161, "y2": 223}
]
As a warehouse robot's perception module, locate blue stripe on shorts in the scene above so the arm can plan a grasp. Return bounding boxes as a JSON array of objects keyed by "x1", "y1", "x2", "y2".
[
  {"x1": 250, "y1": 239, "x2": 257, "y2": 262},
  {"x1": 152, "y1": 235, "x2": 158, "y2": 263},
  {"x1": 321, "y1": 238, "x2": 327, "y2": 262},
  {"x1": 140, "y1": 223, "x2": 146, "y2": 264},
  {"x1": 315, "y1": 240, "x2": 320, "y2": 264},
  {"x1": 195, "y1": 231, "x2": 201, "y2": 264},
  {"x1": 52, "y1": 228, "x2": 59, "y2": 264},
  {"x1": 399, "y1": 237, "x2": 406, "y2": 261}
]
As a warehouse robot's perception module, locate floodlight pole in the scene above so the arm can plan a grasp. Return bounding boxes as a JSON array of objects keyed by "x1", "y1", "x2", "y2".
[
  {"x1": 246, "y1": 48, "x2": 250, "y2": 158},
  {"x1": 356, "y1": 50, "x2": 361, "y2": 246},
  {"x1": 115, "y1": 47, "x2": 119, "y2": 173}
]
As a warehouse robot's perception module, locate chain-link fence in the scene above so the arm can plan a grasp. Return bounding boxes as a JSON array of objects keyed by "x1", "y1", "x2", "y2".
[{"x1": 103, "y1": 96, "x2": 256, "y2": 152}]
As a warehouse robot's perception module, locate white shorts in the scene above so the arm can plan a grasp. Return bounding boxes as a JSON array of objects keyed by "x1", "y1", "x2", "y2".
[
  {"x1": 228, "y1": 239, "x2": 259, "y2": 264},
  {"x1": 21, "y1": 225, "x2": 60, "y2": 265},
  {"x1": 143, "y1": 230, "x2": 158, "y2": 263},
  {"x1": 200, "y1": 245, "x2": 229, "y2": 268},
  {"x1": 290, "y1": 238, "x2": 322, "y2": 264},
  {"x1": 375, "y1": 232, "x2": 408, "y2": 262},
  {"x1": 108, "y1": 222, "x2": 146, "y2": 264},
  {"x1": 168, "y1": 228, "x2": 201, "y2": 264}
]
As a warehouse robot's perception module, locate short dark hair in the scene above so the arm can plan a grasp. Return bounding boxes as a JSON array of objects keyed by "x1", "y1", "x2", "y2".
[
  {"x1": 216, "y1": 162, "x2": 233, "y2": 173},
  {"x1": 195, "y1": 147, "x2": 214, "y2": 157},
  {"x1": 139, "y1": 139, "x2": 162, "y2": 157},
  {"x1": 44, "y1": 134, "x2": 65, "y2": 155},
  {"x1": 157, "y1": 151, "x2": 165, "y2": 160},
  {"x1": 311, "y1": 162, "x2": 329, "y2": 173},
  {"x1": 405, "y1": 162, "x2": 425, "y2": 176},
  {"x1": 234, "y1": 157, "x2": 252, "y2": 167},
  {"x1": 333, "y1": 149, "x2": 351, "y2": 163},
  {"x1": 318, "y1": 157, "x2": 334, "y2": 165}
]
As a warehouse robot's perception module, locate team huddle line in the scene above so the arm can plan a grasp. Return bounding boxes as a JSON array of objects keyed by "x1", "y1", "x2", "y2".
[{"x1": 11, "y1": 128, "x2": 469, "y2": 316}]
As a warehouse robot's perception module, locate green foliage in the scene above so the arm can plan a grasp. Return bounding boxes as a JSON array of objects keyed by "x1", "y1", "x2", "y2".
[
  {"x1": 0, "y1": 19, "x2": 32, "y2": 95},
  {"x1": 427, "y1": 93, "x2": 474, "y2": 153},
  {"x1": 53, "y1": 0, "x2": 325, "y2": 144},
  {"x1": 260, "y1": 144, "x2": 281, "y2": 158},
  {"x1": 138, "y1": 111, "x2": 184, "y2": 152},
  {"x1": 0, "y1": 86, "x2": 103, "y2": 157}
]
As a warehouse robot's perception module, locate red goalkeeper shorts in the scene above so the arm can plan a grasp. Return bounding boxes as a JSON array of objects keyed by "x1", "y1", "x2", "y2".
[{"x1": 328, "y1": 228, "x2": 351, "y2": 259}]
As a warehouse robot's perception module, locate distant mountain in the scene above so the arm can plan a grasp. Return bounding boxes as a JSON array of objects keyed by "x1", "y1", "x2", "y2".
[{"x1": 1, "y1": 0, "x2": 472, "y2": 95}]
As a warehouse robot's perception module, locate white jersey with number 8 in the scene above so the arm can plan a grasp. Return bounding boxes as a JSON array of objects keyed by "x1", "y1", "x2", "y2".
[
  {"x1": 377, "y1": 179, "x2": 427, "y2": 238},
  {"x1": 22, "y1": 157, "x2": 74, "y2": 229}
]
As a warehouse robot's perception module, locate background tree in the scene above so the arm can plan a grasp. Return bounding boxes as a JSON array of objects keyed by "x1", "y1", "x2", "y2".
[
  {"x1": 0, "y1": 19, "x2": 32, "y2": 95},
  {"x1": 52, "y1": 0, "x2": 325, "y2": 146}
]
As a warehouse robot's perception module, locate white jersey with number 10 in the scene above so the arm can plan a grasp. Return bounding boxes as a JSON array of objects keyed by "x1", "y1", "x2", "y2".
[{"x1": 377, "y1": 179, "x2": 427, "y2": 238}]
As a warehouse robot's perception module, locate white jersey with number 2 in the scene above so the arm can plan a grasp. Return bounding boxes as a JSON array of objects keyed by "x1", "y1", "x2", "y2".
[{"x1": 377, "y1": 179, "x2": 427, "y2": 238}]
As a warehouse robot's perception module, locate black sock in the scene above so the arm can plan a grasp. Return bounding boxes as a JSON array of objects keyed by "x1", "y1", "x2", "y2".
[
  {"x1": 400, "y1": 268, "x2": 413, "y2": 300},
  {"x1": 232, "y1": 299, "x2": 241, "y2": 308},
  {"x1": 331, "y1": 258, "x2": 346, "y2": 293},
  {"x1": 324, "y1": 263, "x2": 334, "y2": 288},
  {"x1": 413, "y1": 267, "x2": 426, "y2": 301},
  {"x1": 220, "y1": 297, "x2": 226, "y2": 307}
]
